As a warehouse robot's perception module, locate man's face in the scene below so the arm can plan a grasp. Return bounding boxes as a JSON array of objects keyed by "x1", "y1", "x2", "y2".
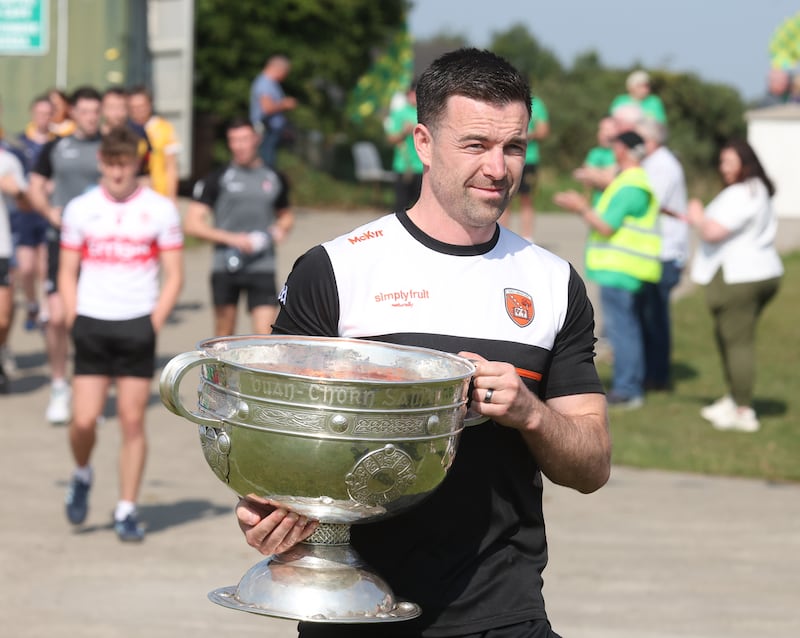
[
  {"x1": 598, "y1": 118, "x2": 617, "y2": 146},
  {"x1": 31, "y1": 100, "x2": 53, "y2": 131},
  {"x1": 419, "y1": 95, "x2": 528, "y2": 228},
  {"x1": 629, "y1": 81, "x2": 650, "y2": 101},
  {"x1": 71, "y1": 98, "x2": 101, "y2": 137},
  {"x1": 768, "y1": 69, "x2": 790, "y2": 95},
  {"x1": 274, "y1": 60, "x2": 291, "y2": 82},
  {"x1": 127, "y1": 94, "x2": 152, "y2": 126},
  {"x1": 226, "y1": 125, "x2": 259, "y2": 165},
  {"x1": 102, "y1": 93, "x2": 128, "y2": 128},
  {"x1": 99, "y1": 154, "x2": 140, "y2": 200},
  {"x1": 611, "y1": 140, "x2": 631, "y2": 164}
]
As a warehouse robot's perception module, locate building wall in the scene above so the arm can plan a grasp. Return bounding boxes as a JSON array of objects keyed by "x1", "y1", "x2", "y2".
[
  {"x1": 0, "y1": 0, "x2": 193, "y2": 178},
  {"x1": 747, "y1": 105, "x2": 800, "y2": 218},
  {"x1": 0, "y1": 0, "x2": 133, "y2": 137}
]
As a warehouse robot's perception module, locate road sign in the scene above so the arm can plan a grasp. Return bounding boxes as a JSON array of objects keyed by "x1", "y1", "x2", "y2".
[{"x1": 0, "y1": 0, "x2": 48, "y2": 55}]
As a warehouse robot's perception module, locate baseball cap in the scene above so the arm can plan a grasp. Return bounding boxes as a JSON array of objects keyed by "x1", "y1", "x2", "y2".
[
  {"x1": 615, "y1": 131, "x2": 645, "y2": 150},
  {"x1": 613, "y1": 130, "x2": 647, "y2": 160}
]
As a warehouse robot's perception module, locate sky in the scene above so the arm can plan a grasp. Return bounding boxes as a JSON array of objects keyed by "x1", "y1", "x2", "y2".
[{"x1": 408, "y1": 0, "x2": 800, "y2": 100}]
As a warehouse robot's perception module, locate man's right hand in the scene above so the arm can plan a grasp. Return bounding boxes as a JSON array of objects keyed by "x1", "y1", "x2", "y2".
[{"x1": 236, "y1": 496, "x2": 319, "y2": 556}]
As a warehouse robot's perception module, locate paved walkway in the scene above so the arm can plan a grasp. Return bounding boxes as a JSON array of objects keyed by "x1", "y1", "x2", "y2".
[{"x1": 2, "y1": 208, "x2": 798, "y2": 637}]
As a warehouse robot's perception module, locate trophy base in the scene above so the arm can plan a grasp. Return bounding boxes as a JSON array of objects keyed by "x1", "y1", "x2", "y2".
[{"x1": 208, "y1": 541, "x2": 422, "y2": 623}]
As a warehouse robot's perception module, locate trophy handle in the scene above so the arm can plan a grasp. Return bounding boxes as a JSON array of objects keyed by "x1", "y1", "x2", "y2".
[
  {"x1": 159, "y1": 350, "x2": 221, "y2": 427},
  {"x1": 464, "y1": 411, "x2": 490, "y2": 427}
]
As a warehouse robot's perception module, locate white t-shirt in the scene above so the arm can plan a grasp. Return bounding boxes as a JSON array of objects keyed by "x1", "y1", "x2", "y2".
[
  {"x1": 0, "y1": 149, "x2": 27, "y2": 258},
  {"x1": 689, "y1": 178, "x2": 783, "y2": 285},
  {"x1": 642, "y1": 145, "x2": 688, "y2": 263},
  {"x1": 60, "y1": 185, "x2": 183, "y2": 320}
]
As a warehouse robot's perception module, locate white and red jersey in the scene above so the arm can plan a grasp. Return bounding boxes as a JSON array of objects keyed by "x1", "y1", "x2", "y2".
[{"x1": 61, "y1": 185, "x2": 183, "y2": 320}]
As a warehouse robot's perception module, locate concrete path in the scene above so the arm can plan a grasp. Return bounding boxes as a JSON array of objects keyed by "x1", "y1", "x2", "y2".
[{"x1": 2, "y1": 208, "x2": 798, "y2": 637}]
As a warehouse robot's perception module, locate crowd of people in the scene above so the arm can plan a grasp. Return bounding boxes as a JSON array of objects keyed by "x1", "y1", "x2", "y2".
[
  {"x1": 553, "y1": 69, "x2": 783, "y2": 432},
  {"x1": 0, "y1": 84, "x2": 187, "y2": 541},
  {"x1": 0, "y1": 75, "x2": 299, "y2": 543}
]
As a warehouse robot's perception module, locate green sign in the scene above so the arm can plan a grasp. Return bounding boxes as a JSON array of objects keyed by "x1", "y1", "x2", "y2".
[{"x1": 0, "y1": 0, "x2": 48, "y2": 55}]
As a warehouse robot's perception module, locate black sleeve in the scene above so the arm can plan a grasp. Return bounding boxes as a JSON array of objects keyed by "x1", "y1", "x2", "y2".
[
  {"x1": 32, "y1": 139, "x2": 58, "y2": 178},
  {"x1": 191, "y1": 167, "x2": 225, "y2": 208},
  {"x1": 274, "y1": 171, "x2": 290, "y2": 210},
  {"x1": 272, "y1": 245, "x2": 340, "y2": 337},
  {"x1": 541, "y1": 265, "x2": 604, "y2": 399}
]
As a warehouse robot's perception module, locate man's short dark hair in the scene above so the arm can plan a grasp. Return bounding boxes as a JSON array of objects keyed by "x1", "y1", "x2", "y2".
[
  {"x1": 416, "y1": 48, "x2": 531, "y2": 131},
  {"x1": 69, "y1": 86, "x2": 102, "y2": 105},
  {"x1": 30, "y1": 93, "x2": 51, "y2": 109},
  {"x1": 226, "y1": 117, "x2": 255, "y2": 133},
  {"x1": 100, "y1": 126, "x2": 141, "y2": 161},
  {"x1": 126, "y1": 84, "x2": 153, "y2": 102},
  {"x1": 102, "y1": 85, "x2": 127, "y2": 100}
]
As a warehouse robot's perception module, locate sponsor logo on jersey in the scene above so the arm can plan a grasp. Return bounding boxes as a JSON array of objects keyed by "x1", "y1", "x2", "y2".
[
  {"x1": 84, "y1": 238, "x2": 156, "y2": 262},
  {"x1": 504, "y1": 288, "x2": 534, "y2": 327},
  {"x1": 278, "y1": 283, "x2": 288, "y2": 305},
  {"x1": 375, "y1": 288, "x2": 430, "y2": 308},
  {"x1": 348, "y1": 229, "x2": 384, "y2": 244}
]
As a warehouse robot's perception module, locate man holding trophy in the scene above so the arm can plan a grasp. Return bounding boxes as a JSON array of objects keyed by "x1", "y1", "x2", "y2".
[{"x1": 234, "y1": 48, "x2": 611, "y2": 638}]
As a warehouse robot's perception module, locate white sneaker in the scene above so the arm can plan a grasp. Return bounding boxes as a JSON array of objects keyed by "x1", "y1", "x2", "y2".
[
  {"x1": 46, "y1": 383, "x2": 72, "y2": 424},
  {"x1": 700, "y1": 395, "x2": 736, "y2": 423},
  {"x1": 0, "y1": 345, "x2": 17, "y2": 377},
  {"x1": 710, "y1": 406, "x2": 760, "y2": 433}
]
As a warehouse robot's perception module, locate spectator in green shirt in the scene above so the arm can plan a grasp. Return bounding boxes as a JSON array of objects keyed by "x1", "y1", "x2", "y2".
[
  {"x1": 384, "y1": 82, "x2": 423, "y2": 211},
  {"x1": 573, "y1": 116, "x2": 619, "y2": 207},
  {"x1": 610, "y1": 70, "x2": 666, "y2": 125},
  {"x1": 499, "y1": 95, "x2": 549, "y2": 240}
]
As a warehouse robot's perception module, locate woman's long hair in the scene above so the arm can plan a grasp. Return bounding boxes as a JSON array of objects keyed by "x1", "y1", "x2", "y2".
[{"x1": 722, "y1": 138, "x2": 776, "y2": 197}]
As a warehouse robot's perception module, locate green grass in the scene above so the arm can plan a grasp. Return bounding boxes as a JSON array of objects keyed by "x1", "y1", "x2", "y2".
[
  {"x1": 598, "y1": 251, "x2": 800, "y2": 483},
  {"x1": 280, "y1": 151, "x2": 395, "y2": 211}
]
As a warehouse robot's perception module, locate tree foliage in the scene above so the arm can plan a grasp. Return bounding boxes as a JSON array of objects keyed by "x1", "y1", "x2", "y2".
[
  {"x1": 490, "y1": 23, "x2": 562, "y2": 83},
  {"x1": 193, "y1": 0, "x2": 409, "y2": 136},
  {"x1": 484, "y1": 28, "x2": 747, "y2": 185},
  {"x1": 192, "y1": 7, "x2": 748, "y2": 195}
]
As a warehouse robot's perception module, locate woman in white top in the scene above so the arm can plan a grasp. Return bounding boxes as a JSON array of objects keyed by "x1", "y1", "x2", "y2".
[{"x1": 687, "y1": 139, "x2": 783, "y2": 433}]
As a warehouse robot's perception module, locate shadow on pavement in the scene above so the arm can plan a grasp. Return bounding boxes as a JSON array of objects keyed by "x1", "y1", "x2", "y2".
[
  {"x1": 69, "y1": 499, "x2": 233, "y2": 536},
  {"x1": 138, "y1": 499, "x2": 233, "y2": 534}
]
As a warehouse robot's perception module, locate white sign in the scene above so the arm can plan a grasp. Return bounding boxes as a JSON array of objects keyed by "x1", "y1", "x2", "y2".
[{"x1": 0, "y1": 0, "x2": 48, "y2": 55}]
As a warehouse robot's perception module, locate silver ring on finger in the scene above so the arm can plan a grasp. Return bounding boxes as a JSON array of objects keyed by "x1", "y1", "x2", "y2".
[{"x1": 484, "y1": 388, "x2": 494, "y2": 403}]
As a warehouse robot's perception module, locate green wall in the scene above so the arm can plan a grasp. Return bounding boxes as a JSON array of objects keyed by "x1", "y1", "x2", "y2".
[{"x1": 0, "y1": 0, "x2": 132, "y2": 138}]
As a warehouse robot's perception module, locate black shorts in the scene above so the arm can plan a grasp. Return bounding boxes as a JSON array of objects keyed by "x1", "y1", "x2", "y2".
[
  {"x1": 71, "y1": 314, "x2": 156, "y2": 378},
  {"x1": 518, "y1": 163, "x2": 539, "y2": 195},
  {"x1": 0, "y1": 258, "x2": 9, "y2": 287},
  {"x1": 298, "y1": 619, "x2": 562, "y2": 638},
  {"x1": 211, "y1": 270, "x2": 278, "y2": 311}
]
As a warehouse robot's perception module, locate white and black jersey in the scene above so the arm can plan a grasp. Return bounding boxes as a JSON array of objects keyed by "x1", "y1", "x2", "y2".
[{"x1": 276, "y1": 211, "x2": 603, "y2": 637}]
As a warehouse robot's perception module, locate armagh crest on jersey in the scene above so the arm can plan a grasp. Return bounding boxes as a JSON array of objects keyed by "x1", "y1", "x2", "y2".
[{"x1": 504, "y1": 288, "x2": 534, "y2": 327}]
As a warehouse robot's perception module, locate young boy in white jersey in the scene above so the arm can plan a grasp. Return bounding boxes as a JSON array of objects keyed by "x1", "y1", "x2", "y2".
[{"x1": 58, "y1": 127, "x2": 184, "y2": 541}]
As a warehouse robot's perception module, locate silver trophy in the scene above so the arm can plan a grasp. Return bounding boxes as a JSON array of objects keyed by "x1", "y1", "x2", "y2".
[{"x1": 159, "y1": 335, "x2": 480, "y2": 624}]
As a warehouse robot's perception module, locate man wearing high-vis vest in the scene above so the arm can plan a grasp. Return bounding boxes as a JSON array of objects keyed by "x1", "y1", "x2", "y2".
[{"x1": 554, "y1": 130, "x2": 661, "y2": 409}]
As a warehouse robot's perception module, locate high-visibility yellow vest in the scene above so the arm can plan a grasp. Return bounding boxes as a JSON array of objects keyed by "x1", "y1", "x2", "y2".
[{"x1": 586, "y1": 167, "x2": 662, "y2": 283}]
